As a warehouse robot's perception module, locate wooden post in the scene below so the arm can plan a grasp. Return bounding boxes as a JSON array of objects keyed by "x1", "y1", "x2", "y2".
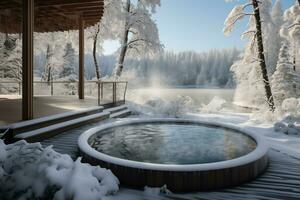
[
  {"x1": 123, "y1": 82, "x2": 128, "y2": 102},
  {"x1": 97, "y1": 81, "x2": 100, "y2": 106},
  {"x1": 50, "y1": 80, "x2": 54, "y2": 96},
  {"x1": 79, "y1": 17, "x2": 85, "y2": 99},
  {"x1": 22, "y1": 0, "x2": 34, "y2": 120},
  {"x1": 101, "y1": 82, "x2": 103, "y2": 99},
  {"x1": 18, "y1": 82, "x2": 21, "y2": 95},
  {"x1": 112, "y1": 82, "x2": 116, "y2": 103}
]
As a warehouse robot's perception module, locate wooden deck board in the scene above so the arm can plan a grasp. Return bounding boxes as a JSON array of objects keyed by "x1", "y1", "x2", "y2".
[{"x1": 42, "y1": 123, "x2": 300, "y2": 200}]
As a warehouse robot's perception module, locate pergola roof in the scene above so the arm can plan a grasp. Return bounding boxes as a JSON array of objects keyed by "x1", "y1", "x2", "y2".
[{"x1": 0, "y1": 0, "x2": 104, "y2": 33}]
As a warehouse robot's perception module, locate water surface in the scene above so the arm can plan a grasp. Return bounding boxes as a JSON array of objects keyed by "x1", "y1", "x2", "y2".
[{"x1": 90, "y1": 123, "x2": 256, "y2": 165}]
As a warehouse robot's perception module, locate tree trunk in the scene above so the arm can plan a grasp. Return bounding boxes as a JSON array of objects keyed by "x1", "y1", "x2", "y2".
[
  {"x1": 294, "y1": 0, "x2": 300, "y2": 71},
  {"x1": 93, "y1": 23, "x2": 101, "y2": 80},
  {"x1": 294, "y1": 46, "x2": 296, "y2": 71},
  {"x1": 44, "y1": 44, "x2": 53, "y2": 85},
  {"x1": 115, "y1": 0, "x2": 130, "y2": 77},
  {"x1": 47, "y1": 66, "x2": 52, "y2": 83},
  {"x1": 252, "y1": 0, "x2": 275, "y2": 111}
]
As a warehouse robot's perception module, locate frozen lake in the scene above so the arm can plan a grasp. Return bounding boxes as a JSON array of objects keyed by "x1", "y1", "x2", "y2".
[{"x1": 128, "y1": 87, "x2": 235, "y2": 106}]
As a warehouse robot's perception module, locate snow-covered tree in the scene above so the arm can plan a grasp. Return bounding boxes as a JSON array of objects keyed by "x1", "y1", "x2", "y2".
[
  {"x1": 40, "y1": 33, "x2": 64, "y2": 84},
  {"x1": 86, "y1": 0, "x2": 122, "y2": 80},
  {"x1": 113, "y1": 0, "x2": 163, "y2": 77},
  {"x1": 271, "y1": 42, "x2": 300, "y2": 104},
  {"x1": 267, "y1": 0, "x2": 284, "y2": 74},
  {"x1": 60, "y1": 42, "x2": 76, "y2": 78},
  {"x1": 58, "y1": 42, "x2": 77, "y2": 95},
  {"x1": 280, "y1": 1, "x2": 300, "y2": 71},
  {"x1": 42, "y1": 44, "x2": 55, "y2": 83},
  {"x1": 224, "y1": 0, "x2": 276, "y2": 111},
  {"x1": 0, "y1": 36, "x2": 22, "y2": 81}
]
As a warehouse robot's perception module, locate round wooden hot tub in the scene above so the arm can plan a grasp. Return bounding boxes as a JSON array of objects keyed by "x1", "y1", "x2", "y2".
[{"x1": 78, "y1": 118, "x2": 268, "y2": 192}]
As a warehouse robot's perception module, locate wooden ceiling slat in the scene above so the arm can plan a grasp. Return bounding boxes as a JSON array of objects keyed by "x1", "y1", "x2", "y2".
[
  {"x1": 36, "y1": 0, "x2": 103, "y2": 7},
  {"x1": 0, "y1": 0, "x2": 104, "y2": 33}
]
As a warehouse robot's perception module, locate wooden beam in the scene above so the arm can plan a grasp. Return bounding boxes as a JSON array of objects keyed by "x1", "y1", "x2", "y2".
[
  {"x1": 78, "y1": 17, "x2": 85, "y2": 99},
  {"x1": 22, "y1": 0, "x2": 34, "y2": 120},
  {"x1": 36, "y1": 0, "x2": 103, "y2": 7}
]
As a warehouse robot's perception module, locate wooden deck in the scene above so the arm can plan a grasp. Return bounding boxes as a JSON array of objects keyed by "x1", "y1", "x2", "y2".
[
  {"x1": 111, "y1": 149, "x2": 300, "y2": 200},
  {"x1": 41, "y1": 122, "x2": 300, "y2": 199},
  {"x1": 0, "y1": 95, "x2": 119, "y2": 125},
  {"x1": 41, "y1": 119, "x2": 115, "y2": 159}
]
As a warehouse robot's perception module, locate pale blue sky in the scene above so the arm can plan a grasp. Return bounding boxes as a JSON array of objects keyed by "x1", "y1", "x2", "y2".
[{"x1": 103, "y1": 0, "x2": 296, "y2": 54}]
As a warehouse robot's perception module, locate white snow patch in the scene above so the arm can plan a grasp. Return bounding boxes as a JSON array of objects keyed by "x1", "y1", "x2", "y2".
[
  {"x1": 200, "y1": 96, "x2": 227, "y2": 113},
  {"x1": 0, "y1": 140, "x2": 119, "y2": 200},
  {"x1": 274, "y1": 122, "x2": 300, "y2": 136},
  {"x1": 127, "y1": 95, "x2": 195, "y2": 117},
  {"x1": 144, "y1": 185, "x2": 172, "y2": 196}
]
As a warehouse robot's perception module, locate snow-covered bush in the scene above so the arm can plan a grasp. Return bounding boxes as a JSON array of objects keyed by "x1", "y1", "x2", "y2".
[
  {"x1": 0, "y1": 140, "x2": 119, "y2": 200},
  {"x1": 281, "y1": 98, "x2": 300, "y2": 119},
  {"x1": 128, "y1": 95, "x2": 194, "y2": 117},
  {"x1": 200, "y1": 96, "x2": 227, "y2": 113},
  {"x1": 144, "y1": 185, "x2": 172, "y2": 196},
  {"x1": 274, "y1": 121, "x2": 300, "y2": 136},
  {"x1": 252, "y1": 97, "x2": 300, "y2": 123}
]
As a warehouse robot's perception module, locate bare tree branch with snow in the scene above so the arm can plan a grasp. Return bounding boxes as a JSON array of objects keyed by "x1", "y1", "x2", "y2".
[
  {"x1": 224, "y1": 0, "x2": 276, "y2": 111},
  {"x1": 113, "y1": 0, "x2": 163, "y2": 77}
]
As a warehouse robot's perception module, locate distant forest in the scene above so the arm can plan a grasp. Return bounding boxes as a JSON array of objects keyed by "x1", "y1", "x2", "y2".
[
  {"x1": 34, "y1": 47, "x2": 240, "y2": 88},
  {"x1": 124, "y1": 48, "x2": 240, "y2": 88}
]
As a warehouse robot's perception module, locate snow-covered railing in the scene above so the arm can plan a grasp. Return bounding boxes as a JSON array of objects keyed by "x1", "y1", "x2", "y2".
[{"x1": 0, "y1": 80, "x2": 128, "y2": 106}]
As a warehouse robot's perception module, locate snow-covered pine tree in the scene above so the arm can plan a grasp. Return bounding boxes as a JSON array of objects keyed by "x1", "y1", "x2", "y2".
[
  {"x1": 60, "y1": 42, "x2": 76, "y2": 78},
  {"x1": 59, "y1": 42, "x2": 77, "y2": 95},
  {"x1": 0, "y1": 35, "x2": 22, "y2": 94},
  {"x1": 267, "y1": 0, "x2": 284, "y2": 74},
  {"x1": 40, "y1": 32, "x2": 64, "y2": 84},
  {"x1": 0, "y1": 36, "x2": 22, "y2": 81},
  {"x1": 281, "y1": 1, "x2": 300, "y2": 72},
  {"x1": 42, "y1": 44, "x2": 55, "y2": 84},
  {"x1": 271, "y1": 42, "x2": 300, "y2": 105}
]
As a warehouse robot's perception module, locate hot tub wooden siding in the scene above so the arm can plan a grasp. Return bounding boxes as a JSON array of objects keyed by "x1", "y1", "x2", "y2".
[{"x1": 80, "y1": 151, "x2": 268, "y2": 192}]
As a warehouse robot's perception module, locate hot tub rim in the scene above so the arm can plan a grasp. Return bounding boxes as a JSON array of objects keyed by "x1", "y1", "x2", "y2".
[{"x1": 78, "y1": 118, "x2": 269, "y2": 172}]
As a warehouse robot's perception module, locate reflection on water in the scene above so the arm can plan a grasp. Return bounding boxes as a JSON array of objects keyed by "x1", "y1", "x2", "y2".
[{"x1": 89, "y1": 123, "x2": 256, "y2": 165}]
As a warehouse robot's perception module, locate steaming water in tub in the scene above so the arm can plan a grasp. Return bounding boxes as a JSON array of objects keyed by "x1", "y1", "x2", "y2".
[{"x1": 89, "y1": 122, "x2": 256, "y2": 165}]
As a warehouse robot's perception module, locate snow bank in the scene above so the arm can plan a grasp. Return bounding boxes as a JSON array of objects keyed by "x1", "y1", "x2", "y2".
[
  {"x1": 0, "y1": 140, "x2": 119, "y2": 200},
  {"x1": 200, "y1": 96, "x2": 227, "y2": 113},
  {"x1": 274, "y1": 122, "x2": 300, "y2": 136},
  {"x1": 250, "y1": 98, "x2": 300, "y2": 123},
  {"x1": 144, "y1": 185, "x2": 172, "y2": 196},
  {"x1": 128, "y1": 95, "x2": 194, "y2": 117}
]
